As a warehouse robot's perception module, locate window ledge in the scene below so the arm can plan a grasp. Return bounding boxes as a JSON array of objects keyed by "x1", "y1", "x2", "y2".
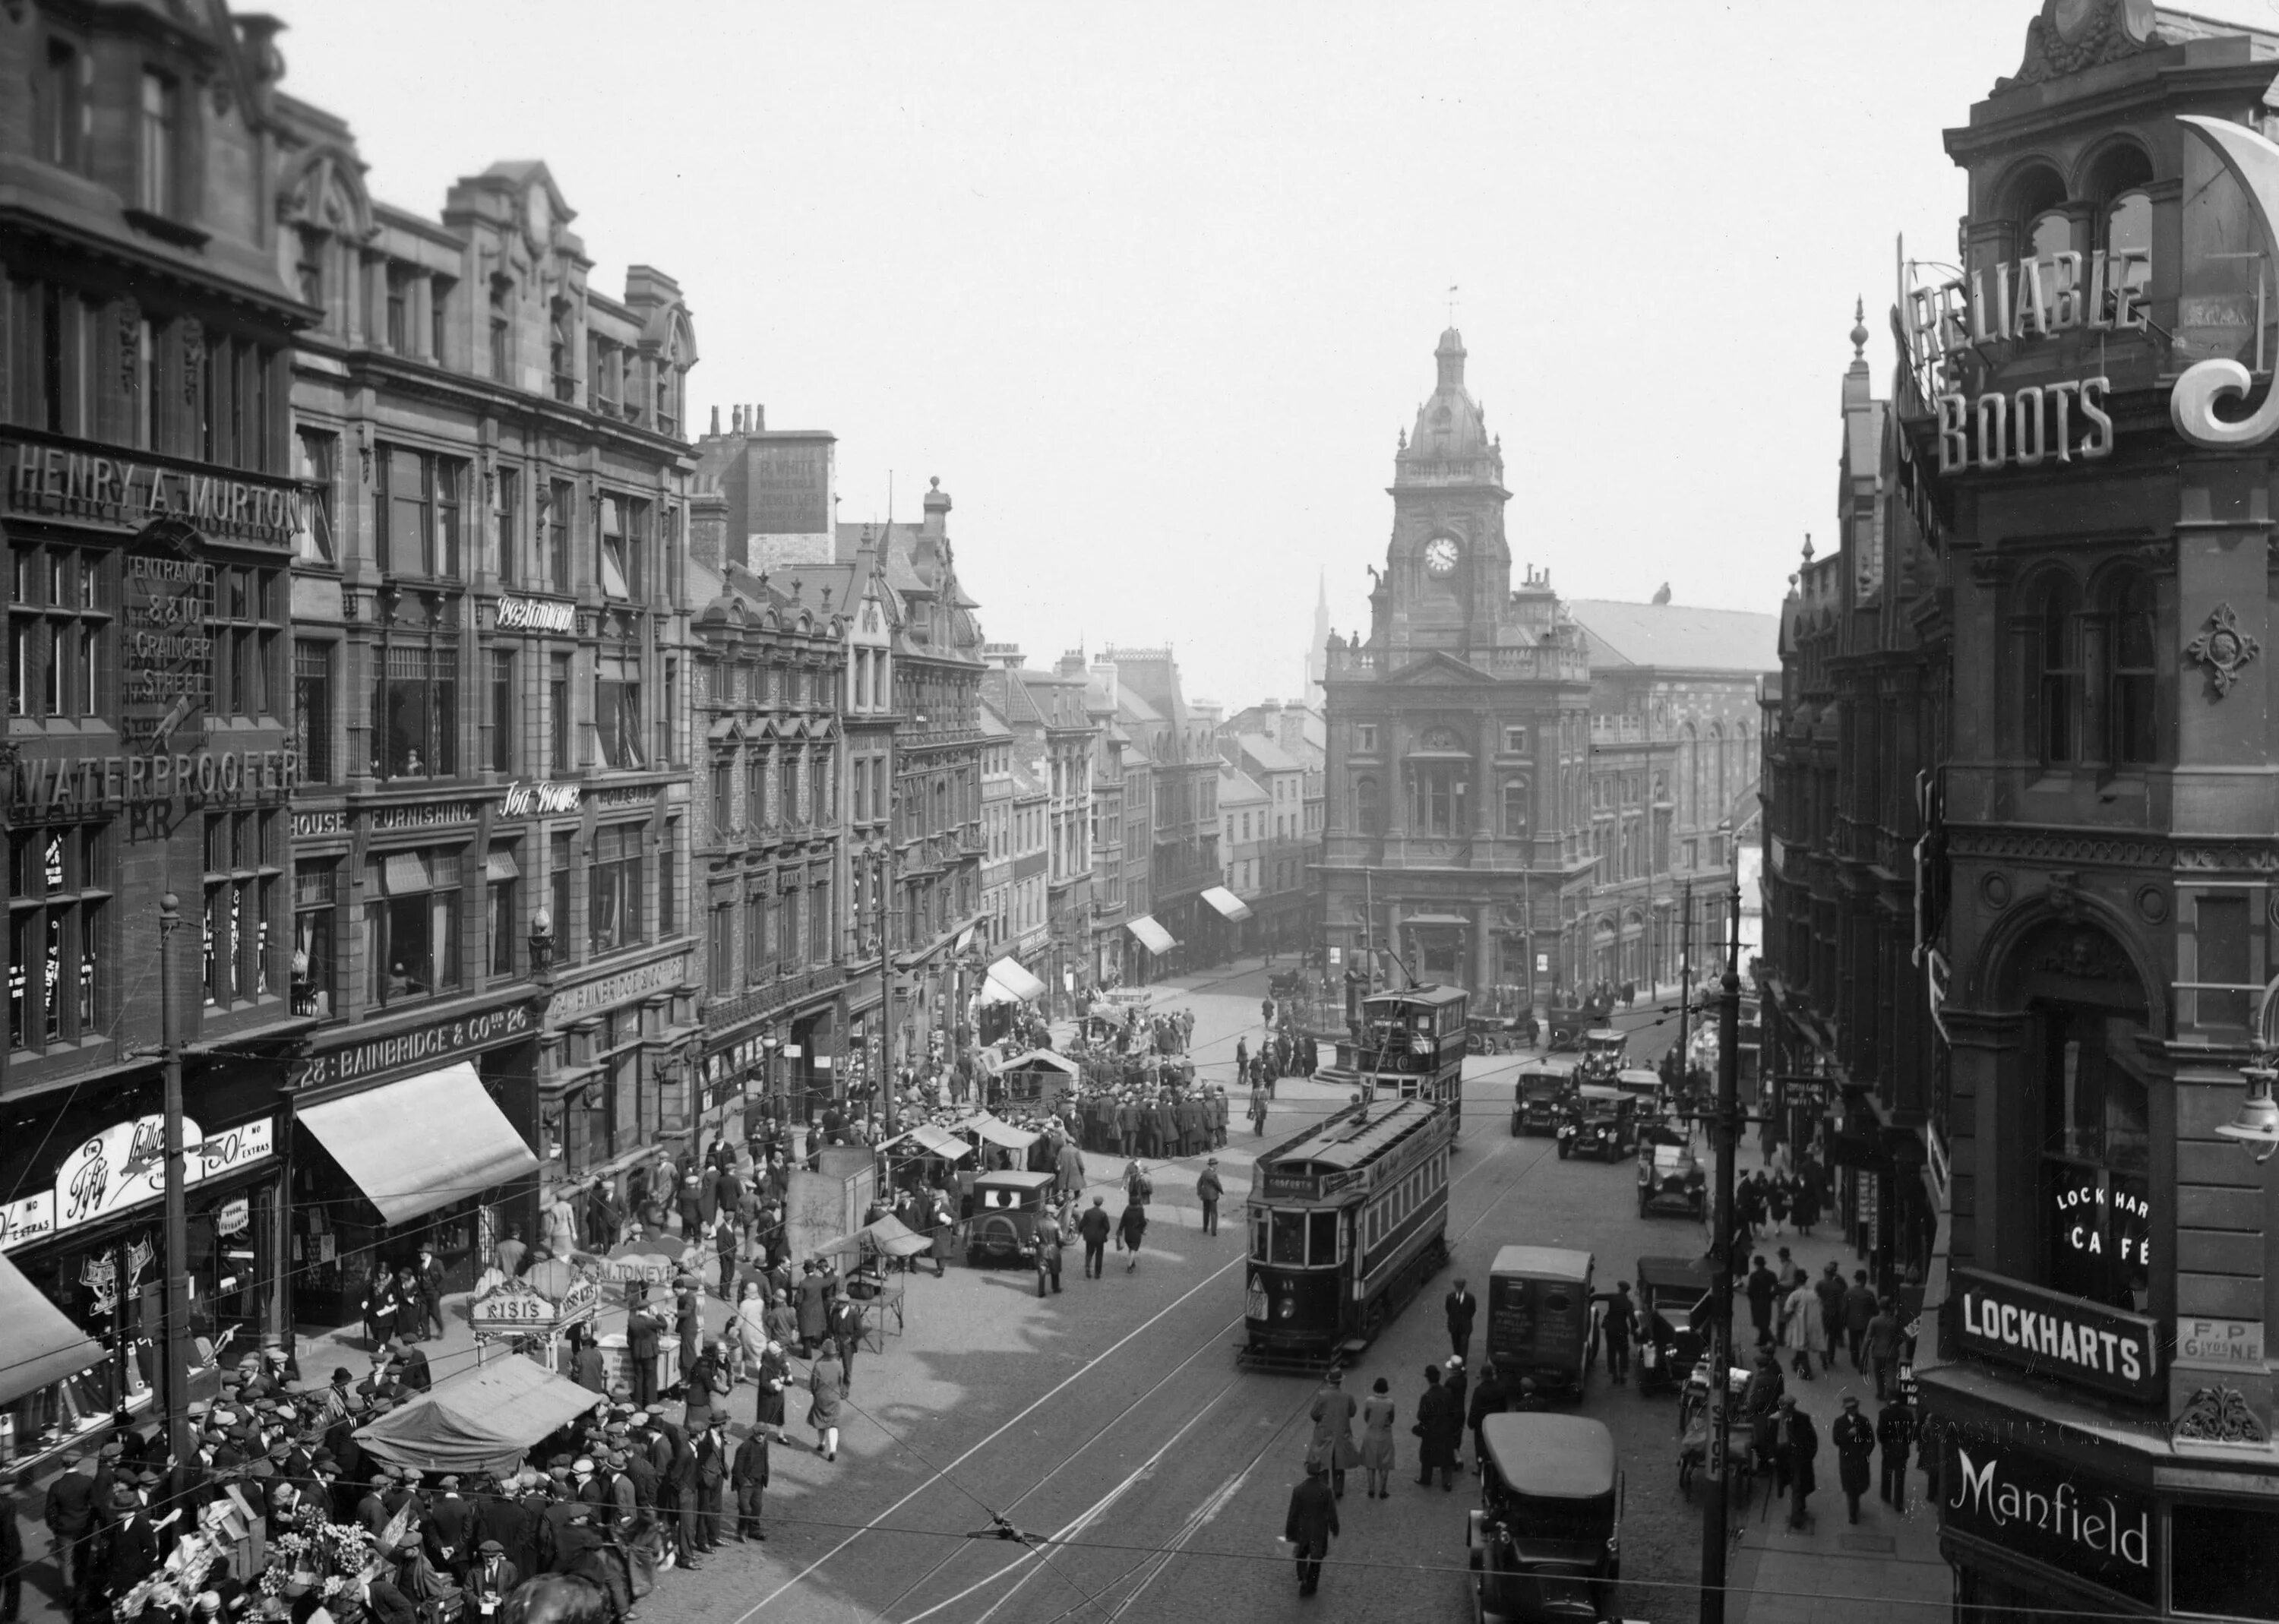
[{"x1": 123, "y1": 207, "x2": 210, "y2": 249}]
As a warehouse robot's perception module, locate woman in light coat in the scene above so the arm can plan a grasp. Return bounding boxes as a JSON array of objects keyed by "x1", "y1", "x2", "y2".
[
  {"x1": 733, "y1": 1280, "x2": 770, "y2": 1376},
  {"x1": 808, "y1": 1348, "x2": 846, "y2": 1461},
  {"x1": 1780, "y1": 1277, "x2": 1826, "y2": 1379}
]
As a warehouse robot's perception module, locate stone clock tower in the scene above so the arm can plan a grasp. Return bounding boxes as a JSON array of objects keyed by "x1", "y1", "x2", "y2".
[
  {"x1": 1323, "y1": 328, "x2": 1594, "y2": 1012},
  {"x1": 1376, "y1": 328, "x2": 1514, "y2": 655}
]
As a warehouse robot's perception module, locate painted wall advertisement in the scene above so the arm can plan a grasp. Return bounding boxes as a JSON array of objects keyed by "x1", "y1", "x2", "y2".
[{"x1": 749, "y1": 442, "x2": 828, "y2": 534}]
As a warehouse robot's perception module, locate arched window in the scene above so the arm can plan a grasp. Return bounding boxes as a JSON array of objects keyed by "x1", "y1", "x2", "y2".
[
  {"x1": 2027, "y1": 573, "x2": 2082, "y2": 763},
  {"x1": 2107, "y1": 570, "x2": 2157, "y2": 764},
  {"x1": 2104, "y1": 190, "x2": 2151, "y2": 310},
  {"x1": 1678, "y1": 724, "x2": 1696, "y2": 824},
  {"x1": 1355, "y1": 776, "x2": 1380, "y2": 836},
  {"x1": 1503, "y1": 779, "x2": 1529, "y2": 839},
  {"x1": 1706, "y1": 722, "x2": 1726, "y2": 823}
]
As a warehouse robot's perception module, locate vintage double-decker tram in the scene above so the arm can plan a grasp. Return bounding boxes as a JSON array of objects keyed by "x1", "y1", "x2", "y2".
[
  {"x1": 1237, "y1": 1095, "x2": 1454, "y2": 1372},
  {"x1": 1320, "y1": 983, "x2": 1471, "y2": 1136}
]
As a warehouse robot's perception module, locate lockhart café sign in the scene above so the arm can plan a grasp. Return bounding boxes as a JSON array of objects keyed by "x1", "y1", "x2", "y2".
[{"x1": 1951, "y1": 1268, "x2": 2163, "y2": 1404}]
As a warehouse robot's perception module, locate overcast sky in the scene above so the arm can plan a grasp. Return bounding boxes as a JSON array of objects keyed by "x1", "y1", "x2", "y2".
[{"x1": 265, "y1": 0, "x2": 2259, "y2": 706}]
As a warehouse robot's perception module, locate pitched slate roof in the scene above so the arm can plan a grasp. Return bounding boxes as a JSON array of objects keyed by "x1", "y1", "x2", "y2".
[{"x1": 1562, "y1": 600, "x2": 1780, "y2": 674}]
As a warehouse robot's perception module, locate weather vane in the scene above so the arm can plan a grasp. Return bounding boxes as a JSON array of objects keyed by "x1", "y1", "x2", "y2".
[{"x1": 1447, "y1": 283, "x2": 1459, "y2": 324}]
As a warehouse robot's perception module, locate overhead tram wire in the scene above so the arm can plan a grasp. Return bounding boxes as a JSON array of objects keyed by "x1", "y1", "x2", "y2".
[
  {"x1": 732, "y1": 1093, "x2": 1528, "y2": 1624},
  {"x1": 839, "y1": 1101, "x2": 1529, "y2": 1622}
]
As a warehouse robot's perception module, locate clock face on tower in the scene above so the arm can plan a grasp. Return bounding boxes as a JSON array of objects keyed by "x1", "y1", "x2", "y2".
[{"x1": 1424, "y1": 536, "x2": 1460, "y2": 577}]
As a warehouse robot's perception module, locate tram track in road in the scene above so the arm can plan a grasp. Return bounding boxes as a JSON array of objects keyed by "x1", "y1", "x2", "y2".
[{"x1": 864, "y1": 1107, "x2": 1562, "y2": 1624}]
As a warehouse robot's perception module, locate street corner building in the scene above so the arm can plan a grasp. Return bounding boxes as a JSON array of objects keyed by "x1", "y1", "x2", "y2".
[
  {"x1": 0, "y1": 0, "x2": 724, "y2": 1448},
  {"x1": 1, "y1": 0, "x2": 315, "y2": 1460},
  {"x1": 1319, "y1": 325, "x2": 1775, "y2": 1020},
  {"x1": 1761, "y1": 2, "x2": 2279, "y2": 1619}
]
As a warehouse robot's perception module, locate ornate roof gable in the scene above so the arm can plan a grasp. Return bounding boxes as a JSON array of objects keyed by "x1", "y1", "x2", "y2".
[{"x1": 1995, "y1": 0, "x2": 2167, "y2": 94}]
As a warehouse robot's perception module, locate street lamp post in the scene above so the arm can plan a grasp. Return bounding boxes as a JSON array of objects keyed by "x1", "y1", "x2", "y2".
[{"x1": 1699, "y1": 831, "x2": 1744, "y2": 1624}]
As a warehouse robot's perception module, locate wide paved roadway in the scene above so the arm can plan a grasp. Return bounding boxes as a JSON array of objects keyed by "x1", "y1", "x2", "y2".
[{"x1": 665, "y1": 973, "x2": 1720, "y2": 1624}]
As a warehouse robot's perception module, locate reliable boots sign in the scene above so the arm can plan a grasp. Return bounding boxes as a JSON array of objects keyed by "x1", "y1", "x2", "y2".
[{"x1": 1943, "y1": 1443, "x2": 2157, "y2": 1605}]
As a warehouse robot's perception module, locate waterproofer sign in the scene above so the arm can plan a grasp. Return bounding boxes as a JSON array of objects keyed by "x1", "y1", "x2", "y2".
[
  {"x1": 1951, "y1": 1268, "x2": 2163, "y2": 1404},
  {"x1": 1944, "y1": 1443, "x2": 2157, "y2": 1603}
]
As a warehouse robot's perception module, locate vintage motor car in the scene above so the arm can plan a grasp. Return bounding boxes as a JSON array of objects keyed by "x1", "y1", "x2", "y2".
[
  {"x1": 1468, "y1": 1412, "x2": 1623, "y2": 1623},
  {"x1": 1554, "y1": 1085, "x2": 1637, "y2": 1162},
  {"x1": 1574, "y1": 1028, "x2": 1628, "y2": 1084},
  {"x1": 964, "y1": 1169, "x2": 1062, "y2": 1268},
  {"x1": 1633, "y1": 1254, "x2": 1712, "y2": 1398},
  {"x1": 1635, "y1": 1140, "x2": 1706, "y2": 1219},
  {"x1": 1512, "y1": 1057, "x2": 1579, "y2": 1136}
]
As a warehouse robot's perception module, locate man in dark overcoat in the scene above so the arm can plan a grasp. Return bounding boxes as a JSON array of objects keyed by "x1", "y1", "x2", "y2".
[{"x1": 1283, "y1": 1461, "x2": 1339, "y2": 1597}]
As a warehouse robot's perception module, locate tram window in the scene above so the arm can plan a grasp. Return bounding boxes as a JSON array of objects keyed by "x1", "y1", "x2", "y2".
[
  {"x1": 1270, "y1": 1211, "x2": 1307, "y2": 1265},
  {"x1": 1310, "y1": 1210, "x2": 1339, "y2": 1264},
  {"x1": 1250, "y1": 1209, "x2": 1271, "y2": 1261}
]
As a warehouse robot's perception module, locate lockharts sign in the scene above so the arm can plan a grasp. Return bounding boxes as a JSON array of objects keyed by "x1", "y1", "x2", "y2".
[{"x1": 1950, "y1": 1268, "x2": 2163, "y2": 1404}]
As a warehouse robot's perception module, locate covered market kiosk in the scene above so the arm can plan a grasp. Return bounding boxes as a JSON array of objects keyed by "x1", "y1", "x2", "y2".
[
  {"x1": 959, "y1": 1111, "x2": 1043, "y2": 1171},
  {"x1": 982, "y1": 1049, "x2": 1078, "y2": 1115},
  {"x1": 466, "y1": 1259, "x2": 601, "y2": 1373},
  {"x1": 816, "y1": 1214, "x2": 926, "y2": 1344},
  {"x1": 354, "y1": 1354, "x2": 602, "y2": 1478},
  {"x1": 880, "y1": 1122, "x2": 975, "y2": 1184}
]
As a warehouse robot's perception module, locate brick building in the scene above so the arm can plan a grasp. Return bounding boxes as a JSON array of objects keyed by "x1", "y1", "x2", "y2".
[{"x1": 2, "y1": 0, "x2": 308, "y2": 1442}]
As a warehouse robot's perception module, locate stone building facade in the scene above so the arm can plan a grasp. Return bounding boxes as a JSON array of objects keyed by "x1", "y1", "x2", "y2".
[
  {"x1": 1836, "y1": 7, "x2": 2279, "y2": 1619},
  {"x1": 276, "y1": 100, "x2": 701, "y2": 1314}
]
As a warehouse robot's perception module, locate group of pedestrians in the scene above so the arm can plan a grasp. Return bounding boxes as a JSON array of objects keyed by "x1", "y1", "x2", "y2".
[
  {"x1": 1743, "y1": 1253, "x2": 1907, "y2": 1394},
  {"x1": 1281, "y1": 1283, "x2": 1534, "y2": 1597}
]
